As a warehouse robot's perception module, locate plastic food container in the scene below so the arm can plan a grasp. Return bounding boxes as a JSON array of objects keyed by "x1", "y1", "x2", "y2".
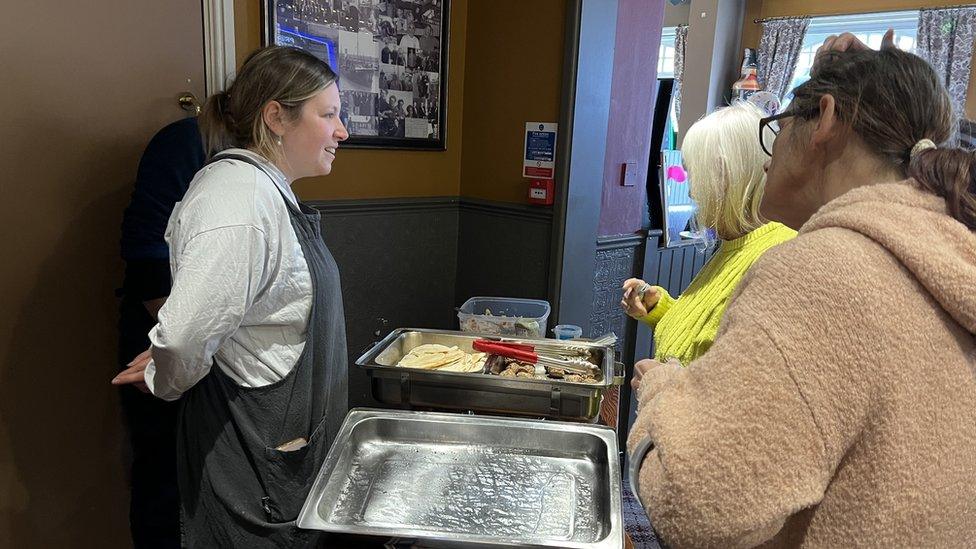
[
  {"x1": 457, "y1": 297, "x2": 551, "y2": 338},
  {"x1": 553, "y1": 324, "x2": 583, "y2": 340}
]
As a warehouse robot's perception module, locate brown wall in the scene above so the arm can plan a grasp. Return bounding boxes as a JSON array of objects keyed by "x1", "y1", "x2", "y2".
[
  {"x1": 234, "y1": 0, "x2": 263, "y2": 69},
  {"x1": 741, "y1": 0, "x2": 976, "y2": 118},
  {"x1": 234, "y1": 0, "x2": 469, "y2": 200},
  {"x1": 458, "y1": 0, "x2": 566, "y2": 204}
]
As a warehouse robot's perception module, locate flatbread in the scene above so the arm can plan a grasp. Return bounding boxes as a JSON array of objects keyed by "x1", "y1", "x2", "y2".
[
  {"x1": 397, "y1": 344, "x2": 486, "y2": 372},
  {"x1": 437, "y1": 352, "x2": 487, "y2": 372}
]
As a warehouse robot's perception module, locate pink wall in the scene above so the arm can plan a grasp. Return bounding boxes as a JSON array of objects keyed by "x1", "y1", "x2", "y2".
[{"x1": 597, "y1": 0, "x2": 664, "y2": 236}]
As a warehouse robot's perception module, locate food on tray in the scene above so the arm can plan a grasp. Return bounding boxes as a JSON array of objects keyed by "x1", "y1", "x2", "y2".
[
  {"x1": 499, "y1": 361, "x2": 536, "y2": 378},
  {"x1": 546, "y1": 366, "x2": 598, "y2": 384},
  {"x1": 483, "y1": 355, "x2": 600, "y2": 384},
  {"x1": 437, "y1": 356, "x2": 487, "y2": 373},
  {"x1": 486, "y1": 355, "x2": 530, "y2": 376},
  {"x1": 396, "y1": 344, "x2": 486, "y2": 373}
]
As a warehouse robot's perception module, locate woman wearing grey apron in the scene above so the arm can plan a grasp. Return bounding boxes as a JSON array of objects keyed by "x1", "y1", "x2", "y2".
[{"x1": 112, "y1": 46, "x2": 349, "y2": 547}]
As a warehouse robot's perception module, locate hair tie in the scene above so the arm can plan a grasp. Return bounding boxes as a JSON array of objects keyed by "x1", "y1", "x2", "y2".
[{"x1": 911, "y1": 138, "x2": 937, "y2": 159}]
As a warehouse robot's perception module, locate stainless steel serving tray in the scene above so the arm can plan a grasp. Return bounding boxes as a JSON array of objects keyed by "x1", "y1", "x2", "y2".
[
  {"x1": 297, "y1": 409, "x2": 623, "y2": 548},
  {"x1": 356, "y1": 328, "x2": 624, "y2": 422}
]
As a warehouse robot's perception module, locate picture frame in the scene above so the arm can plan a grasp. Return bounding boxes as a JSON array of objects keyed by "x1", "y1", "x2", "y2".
[{"x1": 263, "y1": 0, "x2": 450, "y2": 150}]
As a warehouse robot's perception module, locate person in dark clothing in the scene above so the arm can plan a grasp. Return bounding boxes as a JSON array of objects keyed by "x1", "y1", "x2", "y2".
[{"x1": 118, "y1": 115, "x2": 205, "y2": 548}]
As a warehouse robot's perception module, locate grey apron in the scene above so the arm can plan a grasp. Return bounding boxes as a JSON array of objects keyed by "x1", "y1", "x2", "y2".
[{"x1": 176, "y1": 153, "x2": 348, "y2": 548}]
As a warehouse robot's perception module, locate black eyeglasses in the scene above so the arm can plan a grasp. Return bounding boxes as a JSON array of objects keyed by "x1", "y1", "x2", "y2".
[{"x1": 759, "y1": 109, "x2": 814, "y2": 157}]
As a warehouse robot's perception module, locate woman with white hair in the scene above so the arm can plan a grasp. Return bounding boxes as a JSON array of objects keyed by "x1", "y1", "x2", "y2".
[{"x1": 621, "y1": 102, "x2": 795, "y2": 368}]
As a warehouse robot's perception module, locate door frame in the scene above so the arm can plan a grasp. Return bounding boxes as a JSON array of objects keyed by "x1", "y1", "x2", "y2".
[
  {"x1": 547, "y1": 0, "x2": 619, "y2": 330},
  {"x1": 203, "y1": 0, "x2": 236, "y2": 95}
]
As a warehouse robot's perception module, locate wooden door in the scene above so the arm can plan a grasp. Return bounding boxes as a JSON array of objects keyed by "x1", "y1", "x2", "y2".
[{"x1": 0, "y1": 1, "x2": 205, "y2": 546}]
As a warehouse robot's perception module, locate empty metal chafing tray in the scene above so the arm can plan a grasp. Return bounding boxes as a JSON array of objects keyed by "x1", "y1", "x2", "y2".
[{"x1": 297, "y1": 409, "x2": 624, "y2": 548}]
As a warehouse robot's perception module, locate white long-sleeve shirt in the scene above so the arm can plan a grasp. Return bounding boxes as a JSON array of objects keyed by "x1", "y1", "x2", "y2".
[{"x1": 144, "y1": 149, "x2": 312, "y2": 401}]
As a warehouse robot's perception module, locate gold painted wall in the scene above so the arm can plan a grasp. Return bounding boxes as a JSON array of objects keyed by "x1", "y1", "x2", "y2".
[
  {"x1": 458, "y1": 0, "x2": 567, "y2": 204},
  {"x1": 233, "y1": 0, "x2": 567, "y2": 204},
  {"x1": 234, "y1": 0, "x2": 468, "y2": 199}
]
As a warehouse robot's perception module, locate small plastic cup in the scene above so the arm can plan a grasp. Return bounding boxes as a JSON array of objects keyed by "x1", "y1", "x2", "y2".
[{"x1": 552, "y1": 324, "x2": 583, "y2": 340}]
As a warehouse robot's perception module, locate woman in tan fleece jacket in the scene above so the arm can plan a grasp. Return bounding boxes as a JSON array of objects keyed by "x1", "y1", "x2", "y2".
[{"x1": 627, "y1": 35, "x2": 976, "y2": 548}]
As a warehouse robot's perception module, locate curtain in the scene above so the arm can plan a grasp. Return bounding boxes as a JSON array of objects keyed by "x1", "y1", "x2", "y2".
[
  {"x1": 757, "y1": 17, "x2": 810, "y2": 99},
  {"x1": 673, "y1": 24, "x2": 688, "y2": 122},
  {"x1": 918, "y1": 7, "x2": 976, "y2": 147}
]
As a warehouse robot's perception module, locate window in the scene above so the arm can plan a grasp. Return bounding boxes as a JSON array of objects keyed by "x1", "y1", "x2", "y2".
[
  {"x1": 658, "y1": 26, "x2": 677, "y2": 78},
  {"x1": 785, "y1": 11, "x2": 919, "y2": 101}
]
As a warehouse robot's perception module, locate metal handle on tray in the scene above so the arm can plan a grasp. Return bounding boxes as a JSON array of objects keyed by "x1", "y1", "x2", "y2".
[{"x1": 612, "y1": 361, "x2": 625, "y2": 386}]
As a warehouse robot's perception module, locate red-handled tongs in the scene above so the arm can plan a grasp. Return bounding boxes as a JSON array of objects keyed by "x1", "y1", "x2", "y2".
[
  {"x1": 473, "y1": 340, "x2": 537, "y2": 361},
  {"x1": 472, "y1": 339, "x2": 597, "y2": 374}
]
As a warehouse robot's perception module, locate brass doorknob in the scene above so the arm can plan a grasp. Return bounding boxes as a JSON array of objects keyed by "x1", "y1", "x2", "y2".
[{"x1": 178, "y1": 92, "x2": 201, "y2": 115}]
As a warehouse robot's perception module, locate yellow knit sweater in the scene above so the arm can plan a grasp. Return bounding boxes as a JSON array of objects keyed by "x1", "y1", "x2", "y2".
[{"x1": 640, "y1": 222, "x2": 795, "y2": 365}]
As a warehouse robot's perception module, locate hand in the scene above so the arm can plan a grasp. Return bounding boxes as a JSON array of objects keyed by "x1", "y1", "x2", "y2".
[
  {"x1": 631, "y1": 358, "x2": 657, "y2": 394},
  {"x1": 620, "y1": 278, "x2": 660, "y2": 320},
  {"x1": 631, "y1": 357, "x2": 683, "y2": 401},
  {"x1": 112, "y1": 348, "x2": 152, "y2": 393},
  {"x1": 816, "y1": 29, "x2": 895, "y2": 63}
]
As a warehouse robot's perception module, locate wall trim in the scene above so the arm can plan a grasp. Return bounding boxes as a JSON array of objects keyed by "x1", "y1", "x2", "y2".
[
  {"x1": 596, "y1": 232, "x2": 646, "y2": 251},
  {"x1": 459, "y1": 197, "x2": 554, "y2": 222},
  {"x1": 306, "y1": 196, "x2": 555, "y2": 221},
  {"x1": 308, "y1": 196, "x2": 459, "y2": 215},
  {"x1": 203, "y1": 0, "x2": 236, "y2": 96}
]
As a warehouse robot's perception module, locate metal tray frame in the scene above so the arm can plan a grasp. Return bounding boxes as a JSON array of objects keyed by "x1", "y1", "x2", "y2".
[
  {"x1": 356, "y1": 328, "x2": 624, "y2": 422},
  {"x1": 297, "y1": 408, "x2": 624, "y2": 548}
]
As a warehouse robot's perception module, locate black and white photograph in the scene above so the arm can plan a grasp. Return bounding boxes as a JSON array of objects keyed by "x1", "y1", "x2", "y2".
[{"x1": 266, "y1": 0, "x2": 448, "y2": 149}]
